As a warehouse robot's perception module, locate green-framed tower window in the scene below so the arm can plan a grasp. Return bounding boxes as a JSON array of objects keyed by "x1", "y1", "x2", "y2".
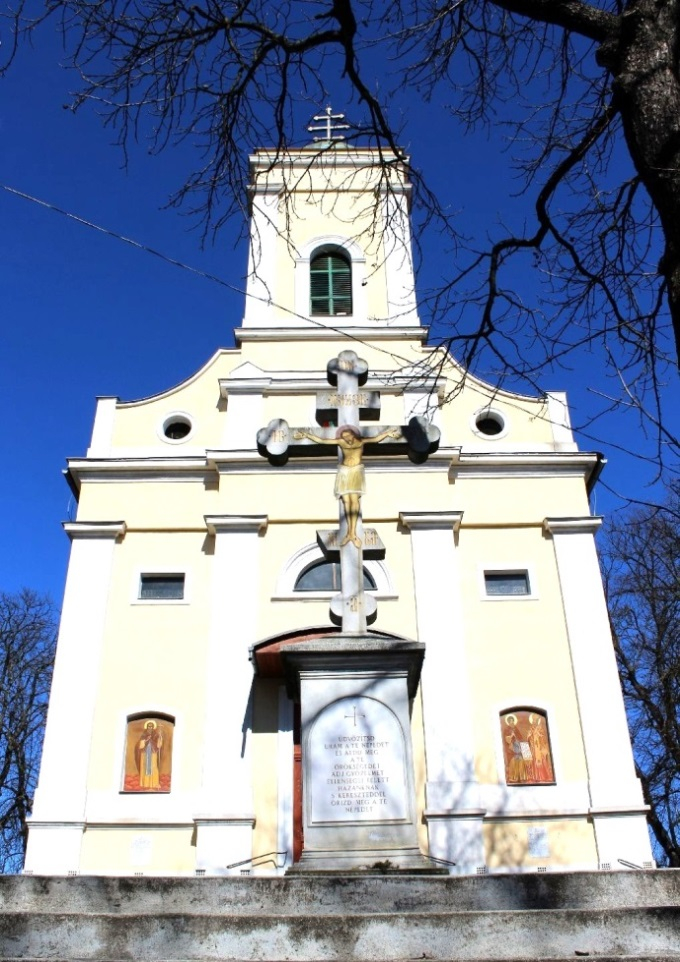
[{"x1": 310, "y1": 251, "x2": 352, "y2": 316}]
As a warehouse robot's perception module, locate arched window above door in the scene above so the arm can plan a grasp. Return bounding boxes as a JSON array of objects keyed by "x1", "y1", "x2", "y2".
[
  {"x1": 294, "y1": 560, "x2": 376, "y2": 592},
  {"x1": 273, "y1": 542, "x2": 394, "y2": 600}
]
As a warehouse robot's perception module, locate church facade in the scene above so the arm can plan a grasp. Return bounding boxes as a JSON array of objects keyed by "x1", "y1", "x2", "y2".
[{"x1": 25, "y1": 135, "x2": 653, "y2": 877}]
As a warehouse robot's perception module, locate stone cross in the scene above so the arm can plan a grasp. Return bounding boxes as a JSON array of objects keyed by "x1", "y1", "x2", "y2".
[{"x1": 257, "y1": 350, "x2": 440, "y2": 634}]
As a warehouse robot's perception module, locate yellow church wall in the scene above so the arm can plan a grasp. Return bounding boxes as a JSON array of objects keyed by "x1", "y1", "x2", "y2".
[
  {"x1": 96, "y1": 315, "x2": 563, "y2": 459},
  {"x1": 410, "y1": 692, "x2": 428, "y2": 852},
  {"x1": 452, "y1": 476, "x2": 591, "y2": 524},
  {"x1": 255, "y1": 520, "x2": 417, "y2": 642},
  {"x1": 79, "y1": 827, "x2": 195, "y2": 875},
  {"x1": 110, "y1": 350, "x2": 237, "y2": 450},
  {"x1": 441, "y1": 393, "x2": 557, "y2": 446},
  {"x1": 251, "y1": 679, "x2": 282, "y2": 874},
  {"x1": 483, "y1": 818, "x2": 597, "y2": 870},
  {"x1": 232, "y1": 339, "x2": 424, "y2": 382},
  {"x1": 226, "y1": 339, "x2": 557, "y2": 446},
  {"x1": 73, "y1": 470, "x2": 592, "y2": 537},
  {"x1": 29, "y1": 133, "x2": 653, "y2": 881},
  {"x1": 211, "y1": 468, "x2": 446, "y2": 522},
  {"x1": 270, "y1": 190, "x2": 389, "y2": 323},
  {"x1": 85, "y1": 531, "x2": 212, "y2": 794},
  {"x1": 74, "y1": 479, "x2": 219, "y2": 529},
  {"x1": 458, "y1": 526, "x2": 588, "y2": 786}
]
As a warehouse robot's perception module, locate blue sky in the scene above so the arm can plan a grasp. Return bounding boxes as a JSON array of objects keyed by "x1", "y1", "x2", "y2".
[{"x1": 1, "y1": 23, "x2": 678, "y2": 608}]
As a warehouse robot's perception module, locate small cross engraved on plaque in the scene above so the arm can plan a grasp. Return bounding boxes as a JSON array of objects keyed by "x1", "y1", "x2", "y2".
[{"x1": 345, "y1": 705, "x2": 366, "y2": 727}]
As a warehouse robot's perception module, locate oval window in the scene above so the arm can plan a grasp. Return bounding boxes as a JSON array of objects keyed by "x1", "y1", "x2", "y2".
[
  {"x1": 475, "y1": 410, "x2": 505, "y2": 436},
  {"x1": 162, "y1": 415, "x2": 192, "y2": 441}
]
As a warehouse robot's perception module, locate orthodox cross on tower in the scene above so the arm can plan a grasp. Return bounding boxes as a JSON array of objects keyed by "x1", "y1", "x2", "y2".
[
  {"x1": 307, "y1": 105, "x2": 351, "y2": 143},
  {"x1": 257, "y1": 350, "x2": 440, "y2": 635}
]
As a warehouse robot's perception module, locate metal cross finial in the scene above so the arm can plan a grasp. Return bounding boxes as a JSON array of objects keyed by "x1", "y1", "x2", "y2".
[{"x1": 308, "y1": 105, "x2": 350, "y2": 142}]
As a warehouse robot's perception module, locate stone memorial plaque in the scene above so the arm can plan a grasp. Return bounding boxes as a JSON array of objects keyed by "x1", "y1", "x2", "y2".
[{"x1": 309, "y1": 695, "x2": 409, "y2": 824}]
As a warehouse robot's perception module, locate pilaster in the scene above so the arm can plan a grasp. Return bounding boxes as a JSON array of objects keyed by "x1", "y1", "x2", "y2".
[
  {"x1": 544, "y1": 517, "x2": 654, "y2": 868},
  {"x1": 399, "y1": 511, "x2": 484, "y2": 873},
  {"x1": 197, "y1": 515, "x2": 268, "y2": 874},
  {"x1": 25, "y1": 521, "x2": 126, "y2": 874},
  {"x1": 381, "y1": 189, "x2": 419, "y2": 326},
  {"x1": 243, "y1": 183, "x2": 280, "y2": 327}
]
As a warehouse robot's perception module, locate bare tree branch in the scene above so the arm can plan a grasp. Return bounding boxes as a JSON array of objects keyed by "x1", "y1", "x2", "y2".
[
  {"x1": 602, "y1": 491, "x2": 680, "y2": 866},
  {"x1": 0, "y1": 590, "x2": 57, "y2": 871},
  {"x1": 2, "y1": 0, "x2": 679, "y2": 478}
]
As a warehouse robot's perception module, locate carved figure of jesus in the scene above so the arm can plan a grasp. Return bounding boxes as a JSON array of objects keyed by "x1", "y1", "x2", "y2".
[{"x1": 293, "y1": 424, "x2": 401, "y2": 548}]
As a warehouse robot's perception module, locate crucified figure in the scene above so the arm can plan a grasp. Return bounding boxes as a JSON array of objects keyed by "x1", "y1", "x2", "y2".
[{"x1": 293, "y1": 424, "x2": 401, "y2": 547}]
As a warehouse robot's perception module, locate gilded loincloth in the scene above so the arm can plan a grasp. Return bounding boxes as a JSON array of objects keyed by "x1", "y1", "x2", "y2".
[{"x1": 334, "y1": 463, "x2": 365, "y2": 497}]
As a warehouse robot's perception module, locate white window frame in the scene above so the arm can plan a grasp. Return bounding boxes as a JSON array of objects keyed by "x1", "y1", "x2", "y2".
[
  {"x1": 132, "y1": 570, "x2": 190, "y2": 605},
  {"x1": 157, "y1": 410, "x2": 196, "y2": 445},
  {"x1": 470, "y1": 405, "x2": 509, "y2": 441},
  {"x1": 295, "y1": 236, "x2": 367, "y2": 323},
  {"x1": 479, "y1": 565, "x2": 538, "y2": 601}
]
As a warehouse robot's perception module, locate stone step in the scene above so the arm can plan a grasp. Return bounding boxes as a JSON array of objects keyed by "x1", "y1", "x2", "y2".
[
  {"x1": 1, "y1": 873, "x2": 678, "y2": 962},
  {"x1": 4, "y1": 871, "x2": 679, "y2": 915},
  {"x1": 0, "y1": 906, "x2": 678, "y2": 961}
]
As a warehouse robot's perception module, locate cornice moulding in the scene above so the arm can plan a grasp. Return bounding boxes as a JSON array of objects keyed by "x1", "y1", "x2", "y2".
[
  {"x1": 399, "y1": 511, "x2": 464, "y2": 532},
  {"x1": 234, "y1": 326, "x2": 428, "y2": 343},
  {"x1": 449, "y1": 450, "x2": 602, "y2": 484},
  {"x1": 207, "y1": 450, "x2": 456, "y2": 474},
  {"x1": 62, "y1": 521, "x2": 126, "y2": 540},
  {"x1": 65, "y1": 448, "x2": 597, "y2": 486},
  {"x1": 204, "y1": 515, "x2": 268, "y2": 535},
  {"x1": 543, "y1": 517, "x2": 604, "y2": 536},
  {"x1": 219, "y1": 372, "x2": 447, "y2": 398}
]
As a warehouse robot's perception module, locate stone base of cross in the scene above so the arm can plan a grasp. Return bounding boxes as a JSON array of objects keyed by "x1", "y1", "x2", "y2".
[{"x1": 257, "y1": 351, "x2": 440, "y2": 634}]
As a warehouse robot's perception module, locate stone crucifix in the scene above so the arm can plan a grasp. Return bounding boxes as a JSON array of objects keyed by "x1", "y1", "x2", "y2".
[{"x1": 257, "y1": 350, "x2": 440, "y2": 634}]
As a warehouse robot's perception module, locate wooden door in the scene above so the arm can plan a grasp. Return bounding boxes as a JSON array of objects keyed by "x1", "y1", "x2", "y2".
[{"x1": 292, "y1": 702, "x2": 303, "y2": 862}]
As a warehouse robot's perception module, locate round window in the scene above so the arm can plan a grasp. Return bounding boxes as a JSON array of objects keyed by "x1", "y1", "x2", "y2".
[
  {"x1": 475, "y1": 410, "x2": 505, "y2": 437},
  {"x1": 162, "y1": 415, "x2": 193, "y2": 442}
]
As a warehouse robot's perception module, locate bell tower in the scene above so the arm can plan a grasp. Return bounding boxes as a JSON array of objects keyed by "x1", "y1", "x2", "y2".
[{"x1": 242, "y1": 109, "x2": 420, "y2": 331}]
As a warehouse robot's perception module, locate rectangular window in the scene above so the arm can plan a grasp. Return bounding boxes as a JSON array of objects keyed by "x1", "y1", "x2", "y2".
[
  {"x1": 139, "y1": 574, "x2": 185, "y2": 601},
  {"x1": 484, "y1": 571, "x2": 530, "y2": 596}
]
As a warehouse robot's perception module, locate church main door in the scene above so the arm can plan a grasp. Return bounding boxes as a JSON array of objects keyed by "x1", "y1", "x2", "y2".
[{"x1": 293, "y1": 702, "x2": 303, "y2": 862}]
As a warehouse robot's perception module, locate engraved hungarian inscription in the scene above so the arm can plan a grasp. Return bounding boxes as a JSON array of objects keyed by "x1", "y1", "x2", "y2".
[{"x1": 309, "y1": 696, "x2": 409, "y2": 823}]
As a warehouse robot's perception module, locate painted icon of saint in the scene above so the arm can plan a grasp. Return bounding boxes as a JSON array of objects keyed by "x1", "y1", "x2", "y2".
[{"x1": 135, "y1": 719, "x2": 164, "y2": 790}]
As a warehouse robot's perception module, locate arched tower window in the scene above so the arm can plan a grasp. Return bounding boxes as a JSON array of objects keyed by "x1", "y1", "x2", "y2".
[
  {"x1": 123, "y1": 714, "x2": 174, "y2": 793},
  {"x1": 500, "y1": 708, "x2": 555, "y2": 785},
  {"x1": 310, "y1": 250, "x2": 352, "y2": 316},
  {"x1": 294, "y1": 560, "x2": 376, "y2": 592}
]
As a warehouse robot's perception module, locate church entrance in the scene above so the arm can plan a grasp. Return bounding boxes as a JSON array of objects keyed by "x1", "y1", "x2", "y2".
[
  {"x1": 251, "y1": 625, "x2": 420, "y2": 870},
  {"x1": 251, "y1": 627, "x2": 343, "y2": 867},
  {"x1": 293, "y1": 702, "x2": 303, "y2": 862}
]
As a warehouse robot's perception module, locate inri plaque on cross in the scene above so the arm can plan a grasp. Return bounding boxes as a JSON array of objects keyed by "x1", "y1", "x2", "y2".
[{"x1": 257, "y1": 350, "x2": 440, "y2": 633}]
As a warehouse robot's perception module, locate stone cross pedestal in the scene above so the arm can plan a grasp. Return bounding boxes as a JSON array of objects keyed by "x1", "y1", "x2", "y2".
[{"x1": 281, "y1": 637, "x2": 438, "y2": 872}]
